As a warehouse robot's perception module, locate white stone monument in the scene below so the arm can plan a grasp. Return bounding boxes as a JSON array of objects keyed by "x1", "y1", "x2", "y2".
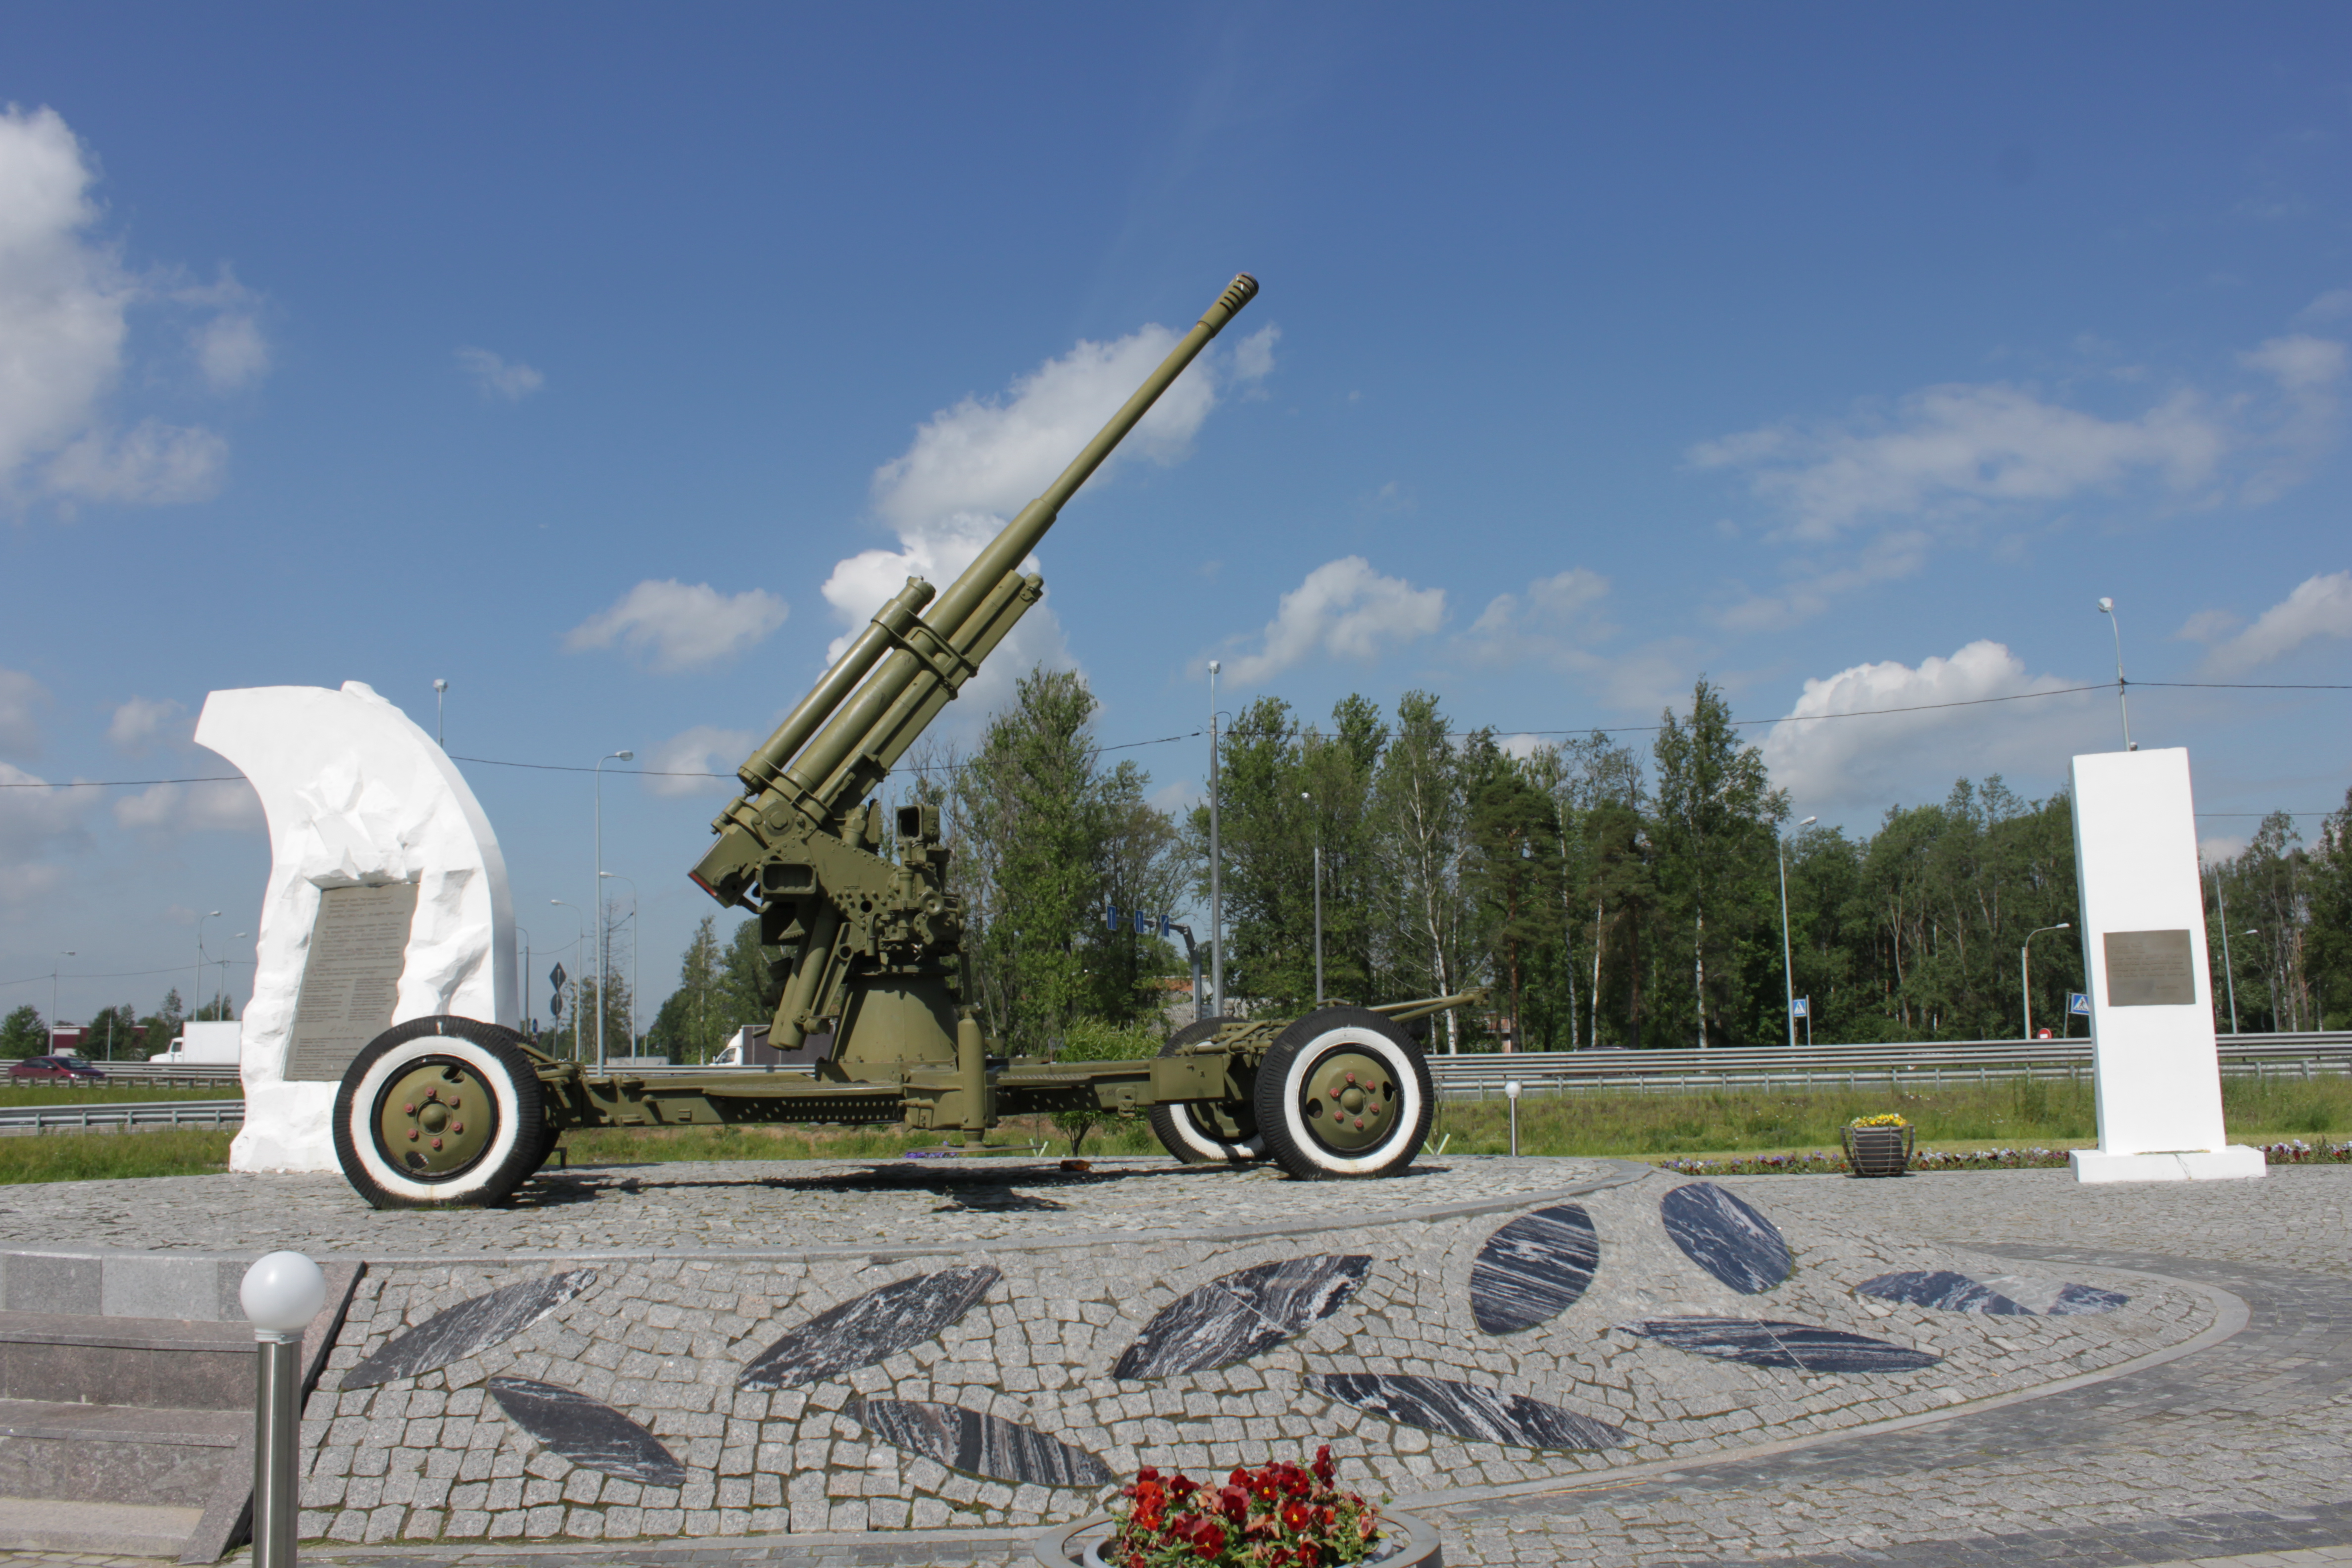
[
  {"x1": 2068, "y1": 746, "x2": 2264, "y2": 1184},
  {"x1": 196, "y1": 682, "x2": 518, "y2": 1174}
]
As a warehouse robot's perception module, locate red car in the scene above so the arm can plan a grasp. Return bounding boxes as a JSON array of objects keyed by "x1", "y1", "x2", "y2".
[{"x1": 8, "y1": 1056, "x2": 107, "y2": 1082}]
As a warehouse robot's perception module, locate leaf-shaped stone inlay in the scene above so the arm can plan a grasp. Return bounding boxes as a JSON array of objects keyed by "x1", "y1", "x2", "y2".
[
  {"x1": 487, "y1": 1377, "x2": 686, "y2": 1485},
  {"x1": 1113, "y1": 1255, "x2": 1372, "y2": 1380},
  {"x1": 341, "y1": 1269, "x2": 596, "y2": 1389},
  {"x1": 1471, "y1": 1205, "x2": 1599, "y2": 1335},
  {"x1": 1310, "y1": 1372, "x2": 1623, "y2": 1451},
  {"x1": 736, "y1": 1265, "x2": 998, "y2": 1390},
  {"x1": 852, "y1": 1399, "x2": 1112, "y2": 1488},
  {"x1": 1621, "y1": 1317, "x2": 1938, "y2": 1372},
  {"x1": 1660, "y1": 1181, "x2": 1793, "y2": 1293},
  {"x1": 1857, "y1": 1269, "x2": 2126, "y2": 1317},
  {"x1": 1855, "y1": 1270, "x2": 2027, "y2": 1315}
]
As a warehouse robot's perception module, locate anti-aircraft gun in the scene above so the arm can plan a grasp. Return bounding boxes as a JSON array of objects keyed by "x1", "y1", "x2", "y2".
[{"x1": 329, "y1": 274, "x2": 1483, "y2": 1210}]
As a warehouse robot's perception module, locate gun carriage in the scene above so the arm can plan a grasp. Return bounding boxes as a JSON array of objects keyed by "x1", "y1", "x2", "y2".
[{"x1": 330, "y1": 274, "x2": 1478, "y2": 1210}]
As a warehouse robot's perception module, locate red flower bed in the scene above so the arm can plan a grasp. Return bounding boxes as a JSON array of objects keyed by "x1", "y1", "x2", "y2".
[{"x1": 1108, "y1": 1446, "x2": 1382, "y2": 1567}]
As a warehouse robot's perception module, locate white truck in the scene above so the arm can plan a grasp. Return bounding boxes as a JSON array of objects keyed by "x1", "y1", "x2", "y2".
[{"x1": 149, "y1": 1020, "x2": 242, "y2": 1065}]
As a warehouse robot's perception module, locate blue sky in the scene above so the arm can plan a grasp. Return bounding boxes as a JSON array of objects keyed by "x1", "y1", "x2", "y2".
[{"x1": 4, "y1": 4, "x2": 2349, "y2": 1031}]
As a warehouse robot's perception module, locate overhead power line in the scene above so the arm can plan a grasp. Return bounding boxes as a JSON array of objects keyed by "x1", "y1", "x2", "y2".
[{"x1": 3, "y1": 678, "x2": 2343, "y2": 791}]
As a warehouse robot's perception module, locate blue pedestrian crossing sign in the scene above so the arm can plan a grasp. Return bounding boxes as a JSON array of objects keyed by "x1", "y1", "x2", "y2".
[
  {"x1": 2068, "y1": 992, "x2": 2092, "y2": 1017},
  {"x1": 1790, "y1": 996, "x2": 1810, "y2": 1018}
]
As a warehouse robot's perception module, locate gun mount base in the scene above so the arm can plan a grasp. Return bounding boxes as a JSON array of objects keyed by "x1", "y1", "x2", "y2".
[{"x1": 332, "y1": 1017, "x2": 549, "y2": 1211}]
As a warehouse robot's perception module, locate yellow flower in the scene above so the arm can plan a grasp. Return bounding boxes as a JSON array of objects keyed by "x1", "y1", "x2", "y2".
[{"x1": 1849, "y1": 1113, "x2": 1911, "y2": 1128}]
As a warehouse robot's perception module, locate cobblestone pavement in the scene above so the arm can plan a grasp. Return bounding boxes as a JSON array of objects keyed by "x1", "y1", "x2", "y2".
[
  {"x1": 0, "y1": 1156, "x2": 1635, "y2": 1260},
  {"x1": 5, "y1": 1164, "x2": 2351, "y2": 1567}
]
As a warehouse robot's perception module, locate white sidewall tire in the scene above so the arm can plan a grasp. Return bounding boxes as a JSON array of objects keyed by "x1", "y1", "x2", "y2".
[
  {"x1": 1157, "y1": 1102, "x2": 1267, "y2": 1164},
  {"x1": 338, "y1": 1030, "x2": 533, "y2": 1207},
  {"x1": 1262, "y1": 1017, "x2": 1431, "y2": 1178}
]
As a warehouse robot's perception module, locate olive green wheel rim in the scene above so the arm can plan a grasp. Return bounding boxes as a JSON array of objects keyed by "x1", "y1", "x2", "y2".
[
  {"x1": 371, "y1": 1055, "x2": 501, "y2": 1181},
  {"x1": 1297, "y1": 1046, "x2": 1400, "y2": 1154}
]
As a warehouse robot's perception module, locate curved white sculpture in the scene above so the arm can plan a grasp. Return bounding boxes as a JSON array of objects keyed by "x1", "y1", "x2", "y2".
[{"x1": 196, "y1": 682, "x2": 517, "y2": 1174}]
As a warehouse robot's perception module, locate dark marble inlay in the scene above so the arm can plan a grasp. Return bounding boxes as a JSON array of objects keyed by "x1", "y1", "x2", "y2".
[
  {"x1": 342, "y1": 1269, "x2": 595, "y2": 1388},
  {"x1": 851, "y1": 1398, "x2": 1112, "y2": 1488},
  {"x1": 486, "y1": 1377, "x2": 685, "y2": 1485},
  {"x1": 736, "y1": 1265, "x2": 999, "y2": 1390},
  {"x1": 1113, "y1": 1254, "x2": 1372, "y2": 1380},
  {"x1": 1660, "y1": 1181, "x2": 1793, "y2": 1294},
  {"x1": 1856, "y1": 1269, "x2": 2028, "y2": 1316},
  {"x1": 1310, "y1": 1372, "x2": 1624, "y2": 1451},
  {"x1": 1621, "y1": 1316, "x2": 1939, "y2": 1372},
  {"x1": 1471, "y1": 1205, "x2": 1600, "y2": 1335},
  {"x1": 2050, "y1": 1282, "x2": 2128, "y2": 1315},
  {"x1": 1857, "y1": 1269, "x2": 2127, "y2": 1317}
]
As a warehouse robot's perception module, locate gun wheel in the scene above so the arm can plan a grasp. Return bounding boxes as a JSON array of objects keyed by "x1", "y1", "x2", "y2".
[
  {"x1": 1254, "y1": 1006, "x2": 1433, "y2": 1180},
  {"x1": 333, "y1": 1017, "x2": 547, "y2": 1210},
  {"x1": 1147, "y1": 1016, "x2": 1264, "y2": 1164}
]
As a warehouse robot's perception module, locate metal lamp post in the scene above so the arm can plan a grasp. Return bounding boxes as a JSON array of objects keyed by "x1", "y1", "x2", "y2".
[
  {"x1": 2022, "y1": 923, "x2": 2071, "y2": 1039},
  {"x1": 432, "y1": 679, "x2": 448, "y2": 747},
  {"x1": 1300, "y1": 790, "x2": 1323, "y2": 1007},
  {"x1": 50, "y1": 953, "x2": 74, "y2": 1043},
  {"x1": 2096, "y1": 598, "x2": 2134, "y2": 751},
  {"x1": 197, "y1": 910, "x2": 222, "y2": 1016},
  {"x1": 600, "y1": 871, "x2": 639, "y2": 1055},
  {"x1": 1778, "y1": 815, "x2": 1816, "y2": 1048},
  {"x1": 2213, "y1": 863, "x2": 2243, "y2": 1034},
  {"x1": 514, "y1": 925, "x2": 532, "y2": 1041},
  {"x1": 592, "y1": 750, "x2": 635, "y2": 1071},
  {"x1": 550, "y1": 900, "x2": 585, "y2": 1060},
  {"x1": 241, "y1": 1250, "x2": 326, "y2": 1568},
  {"x1": 1207, "y1": 661, "x2": 1223, "y2": 1020}
]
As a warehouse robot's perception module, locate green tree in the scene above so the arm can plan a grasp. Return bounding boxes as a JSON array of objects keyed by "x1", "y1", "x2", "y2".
[
  {"x1": 140, "y1": 989, "x2": 187, "y2": 1057},
  {"x1": 1368, "y1": 691, "x2": 1473, "y2": 1049},
  {"x1": 84, "y1": 1004, "x2": 143, "y2": 1060},
  {"x1": 1462, "y1": 738, "x2": 1566, "y2": 1051},
  {"x1": 1650, "y1": 679, "x2": 1783, "y2": 1048},
  {"x1": 646, "y1": 915, "x2": 728, "y2": 1063},
  {"x1": 0, "y1": 1005, "x2": 46, "y2": 1059}
]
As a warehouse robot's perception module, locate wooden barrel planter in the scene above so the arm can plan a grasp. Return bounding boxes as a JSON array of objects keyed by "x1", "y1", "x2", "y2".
[
  {"x1": 1035, "y1": 1508, "x2": 1445, "y2": 1568},
  {"x1": 1841, "y1": 1122, "x2": 1914, "y2": 1177}
]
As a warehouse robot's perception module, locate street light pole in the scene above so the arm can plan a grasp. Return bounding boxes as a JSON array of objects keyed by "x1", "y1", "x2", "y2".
[
  {"x1": 593, "y1": 750, "x2": 635, "y2": 1071},
  {"x1": 197, "y1": 910, "x2": 222, "y2": 1018},
  {"x1": 514, "y1": 925, "x2": 532, "y2": 1040},
  {"x1": 1207, "y1": 661, "x2": 1223, "y2": 1020},
  {"x1": 600, "y1": 871, "x2": 639, "y2": 1055},
  {"x1": 1300, "y1": 791, "x2": 1323, "y2": 1007},
  {"x1": 2213, "y1": 862, "x2": 2243, "y2": 1034},
  {"x1": 2096, "y1": 598, "x2": 2134, "y2": 751},
  {"x1": 2022, "y1": 923, "x2": 2071, "y2": 1039},
  {"x1": 51, "y1": 953, "x2": 74, "y2": 1041},
  {"x1": 550, "y1": 900, "x2": 585, "y2": 1060},
  {"x1": 433, "y1": 679, "x2": 448, "y2": 747},
  {"x1": 1778, "y1": 816, "x2": 1815, "y2": 1048}
]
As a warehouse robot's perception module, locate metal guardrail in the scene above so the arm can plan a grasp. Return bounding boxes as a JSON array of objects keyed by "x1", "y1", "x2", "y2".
[
  {"x1": 0, "y1": 1099, "x2": 245, "y2": 1133},
  {"x1": 1428, "y1": 1031, "x2": 2352, "y2": 1099}
]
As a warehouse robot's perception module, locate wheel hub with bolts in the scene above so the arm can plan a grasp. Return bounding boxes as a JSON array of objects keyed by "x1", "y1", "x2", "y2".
[
  {"x1": 374, "y1": 1058, "x2": 496, "y2": 1179},
  {"x1": 1300, "y1": 1048, "x2": 1397, "y2": 1150}
]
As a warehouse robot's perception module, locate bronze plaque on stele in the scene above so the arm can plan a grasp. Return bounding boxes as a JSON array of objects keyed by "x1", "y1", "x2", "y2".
[
  {"x1": 286, "y1": 882, "x2": 418, "y2": 1081},
  {"x1": 2103, "y1": 928, "x2": 2197, "y2": 1007}
]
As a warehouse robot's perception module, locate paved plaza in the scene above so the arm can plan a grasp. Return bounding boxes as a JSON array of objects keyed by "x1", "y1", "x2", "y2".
[{"x1": 4, "y1": 1159, "x2": 2351, "y2": 1567}]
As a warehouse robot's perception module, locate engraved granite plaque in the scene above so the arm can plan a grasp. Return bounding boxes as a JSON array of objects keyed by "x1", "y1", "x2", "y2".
[
  {"x1": 2103, "y1": 928, "x2": 2196, "y2": 1007},
  {"x1": 286, "y1": 882, "x2": 417, "y2": 1080}
]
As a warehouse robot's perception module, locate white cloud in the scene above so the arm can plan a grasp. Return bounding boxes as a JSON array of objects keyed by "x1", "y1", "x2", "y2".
[
  {"x1": 0, "y1": 762, "x2": 91, "y2": 906},
  {"x1": 565, "y1": 580, "x2": 789, "y2": 672},
  {"x1": 1222, "y1": 557, "x2": 1446, "y2": 686},
  {"x1": 0, "y1": 669, "x2": 48, "y2": 759},
  {"x1": 1691, "y1": 383, "x2": 2227, "y2": 541},
  {"x1": 195, "y1": 312, "x2": 268, "y2": 390},
  {"x1": 644, "y1": 725, "x2": 756, "y2": 798},
  {"x1": 112, "y1": 779, "x2": 260, "y2": 833},
  {"x1": 2191, "y1": 571, "x2": 2352, "y2": 676},
  {"x1": 1465, "y1": 568, "x2": 1613, "y2": 664},
  {"x1": 821, "y1": 314, "x2": 1263, "y2": 723},
  {"x1": 2199, "y1": 833, "x2": 2252, "y2": 864},
  {"x1": 107, "y1": 695, "x2": 188, "y2": 752},
  {"x1": 1714, "y1": 529, "x2": 1932, "y2": 634},
  {"x1": 0, "y1": 106, "x2": 256, "y2": 508},
  {"x1": 1761, "y1": 640, "x2": 2097, "y2": 812},
  {"x1": 456, "y1": 346, "x2": 545, "y2": 401},
  {"x1": 2299, "y1": 288, "x2": 2352, "y2": 324}
]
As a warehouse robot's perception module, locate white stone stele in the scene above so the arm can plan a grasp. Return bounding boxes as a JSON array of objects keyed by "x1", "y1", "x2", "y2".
[
  {"x1": 2066, "y1": 746, "x2": 2263, "y2": 1185},
  {"x1": 196, "y1": 682, "x2": 518, "y2": 1174}
]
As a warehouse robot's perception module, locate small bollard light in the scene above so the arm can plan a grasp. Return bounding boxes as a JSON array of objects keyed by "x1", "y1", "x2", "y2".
[
  {"x1": 1504, "y1": 1080, "x2": 1523, "y2": 1158},
  {"x1": 243, "y1": 1251, "x2": 325, "y2": 1568}
]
